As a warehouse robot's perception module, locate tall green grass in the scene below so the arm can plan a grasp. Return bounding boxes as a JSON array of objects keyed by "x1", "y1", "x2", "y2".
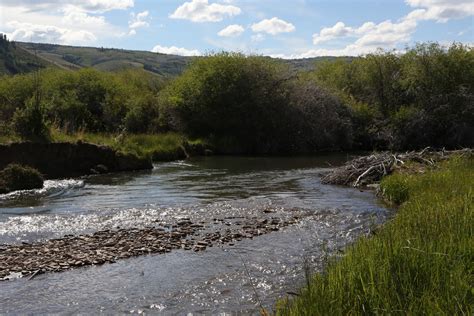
[
  {"x1": 1, "y1": 129, "x2": 208, "y2": 161},
  {"x1": 277, "y1": 157, "x2": 473, "y2": 315},
  {"x1": 49, "y1": 130, "x2": 189, "y2": 160}
]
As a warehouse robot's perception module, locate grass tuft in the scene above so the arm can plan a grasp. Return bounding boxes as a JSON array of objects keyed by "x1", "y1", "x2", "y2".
[{"x1": 277, "y1": 157, "x2": 474, "y2": 315}]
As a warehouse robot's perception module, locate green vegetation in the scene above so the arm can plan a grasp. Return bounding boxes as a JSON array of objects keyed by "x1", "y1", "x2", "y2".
[
  {"x1": 159, "y1": 52, "x2": 352, "y2": 153},
  {"x1": 277, "y1": 157, "x2": 474, "y2": 315},
  {"x1": 0, "y1": 67, "x2": 164, "y2": 134},
  {"x1": 311, "y1": 42, "x2": 473, "y2": 149},
  {"x1": 0, "y1": 42, "x2": 471, "y2": 156},
  {"x1": 2, "y1": 41, "x2": 342, "y2": 77},
  {"x1": 49, "y1": 130, "x2": 193, "y2": 161},
  {"x1": 0, "y1": 164, "x2": 44, "y2": 194},
  {"x1": 16, "y1": 42, "x2": 191, "y2": 77},
  {"x1": 0, "y1": 35, "x2": 52, "y2": 75}
]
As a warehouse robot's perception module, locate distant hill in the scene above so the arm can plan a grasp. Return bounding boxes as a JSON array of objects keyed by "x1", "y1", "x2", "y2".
[
  {"x1": 0, "y1": 40, "x2": 350, "y2": 77},
  {"x1": 0, "y1": 36, "x2": 53, "y2": 75},
  {"x1": 16, "y1": 42, "x2": 191, "y2": 77}
]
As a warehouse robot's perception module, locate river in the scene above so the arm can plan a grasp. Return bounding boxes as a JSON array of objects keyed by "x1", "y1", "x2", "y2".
[{"x1": 0, "y1": 155, "x2": 389, "y2": 314}]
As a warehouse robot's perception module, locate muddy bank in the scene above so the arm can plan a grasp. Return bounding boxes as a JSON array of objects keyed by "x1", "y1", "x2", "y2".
[
  {"x1": 0, "y1": 209, "x2": 305, "y2": 281},
  {"x1": 0, "y1": 142, "x2": 153, "y2": 179}
]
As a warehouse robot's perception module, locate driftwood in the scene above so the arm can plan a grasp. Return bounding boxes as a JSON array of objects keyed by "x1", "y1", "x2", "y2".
[{"x1": 322, "y1": 148, "x2": 472, "y2": 187}]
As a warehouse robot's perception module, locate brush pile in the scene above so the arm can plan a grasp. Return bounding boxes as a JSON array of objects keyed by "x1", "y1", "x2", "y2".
[{"x1": 322, "y1": 148, "x2": 472, "y2": 187}]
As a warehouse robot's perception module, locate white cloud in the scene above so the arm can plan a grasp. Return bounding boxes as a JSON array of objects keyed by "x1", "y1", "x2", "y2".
[
  {"x1": 128, "y1": 10, "x2": 150, "y2": 35},
  {"x1": 312, "y1": 22, "x2": 353, "y2": 45},
  {"x1": 251, "y1": 17, "x2": 295, "y2": 35},
  {"x1": 405, "y1": 0, "x2": 474, "y2": 22},
  {"x1": 6, "y1": 21, "x2": 96, "y2": 45},
  {"x1": 305, "y1": 0, "x2": 473, "y2": 58},
  {"x1": 170, "y1": 0, "x2": 241, "y2": 23},
  {"x1": 312, "y1": 16, "x2": 417, "y2": 48},
  {"x1": 152, "y1": 44, "x2": 200, "y2": 56},
  {"x1": 61, "y1": 6, "x2": 106, "y2": 28},
  {"x1": 0, "y1": 0, "x2": 132, "y2": 45},
  {"x1": 218, "y1": 24, "x2": 244, "y2": 37}
]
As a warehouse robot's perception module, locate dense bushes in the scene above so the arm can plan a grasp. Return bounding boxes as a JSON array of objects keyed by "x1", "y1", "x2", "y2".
[
  {"x1": 313, "y1": 43, "x2": 474, "y2": 150},
  {"x1": 159, "y1": 53, "x2": 352, "y2": 153},
  {"x1": 0, "y1": 42, "x2": 471, "y2": 153},
  {"x1": 0, "y1": 68, "x2": 164, "y2": 135}
]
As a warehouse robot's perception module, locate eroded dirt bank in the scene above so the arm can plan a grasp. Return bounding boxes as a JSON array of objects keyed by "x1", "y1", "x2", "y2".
[{"x1": 0, "y1": 142, "x2": 152, "y2": 179}]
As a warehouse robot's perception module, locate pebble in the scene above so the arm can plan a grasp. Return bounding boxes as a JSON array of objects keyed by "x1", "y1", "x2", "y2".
[{"x1": 0, "y1": 211, "x2": 306, "y2": 281}]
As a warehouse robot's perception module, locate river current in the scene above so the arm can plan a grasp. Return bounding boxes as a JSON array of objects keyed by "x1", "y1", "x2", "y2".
[{"x1": 0, "y1": 155, "x2": 389, "y2": 314}]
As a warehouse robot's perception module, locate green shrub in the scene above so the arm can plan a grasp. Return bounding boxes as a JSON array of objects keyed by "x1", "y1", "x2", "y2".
[
  {"x1": 313, "y1": 42, "x2": 474, "y2": 150},
  {"x1": 159, "y1": 52, "x2": 353, "y2": 153},
  {"x1": 11, "y1": 98, "x2": 50, "y2": 142},
  {"x1": 380, "y1": 173, "x2": 411, "y2": 204},
  {"x1": 0, "y1": 164, "x2": 44, "y2": 193}
]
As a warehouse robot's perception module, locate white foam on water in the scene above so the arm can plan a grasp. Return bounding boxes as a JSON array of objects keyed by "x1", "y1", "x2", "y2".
[{"x1": 0, "y1": 179, "x2": 85, "y2": 201}]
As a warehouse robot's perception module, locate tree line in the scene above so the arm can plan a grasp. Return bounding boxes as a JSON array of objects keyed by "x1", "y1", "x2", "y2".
[{"x1": 0, "y1": 42, "x2": 472, "y2": 153}]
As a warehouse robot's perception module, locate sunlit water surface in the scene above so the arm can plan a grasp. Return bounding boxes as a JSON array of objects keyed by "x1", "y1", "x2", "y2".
[{"x1": 0, "y1": 155, "x2": 389, "y2": 314}]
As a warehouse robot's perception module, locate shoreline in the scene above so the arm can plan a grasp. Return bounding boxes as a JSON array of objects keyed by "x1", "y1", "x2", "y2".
[{"x1": 276, "y1": 155, "x2": 473, "y2": 314}]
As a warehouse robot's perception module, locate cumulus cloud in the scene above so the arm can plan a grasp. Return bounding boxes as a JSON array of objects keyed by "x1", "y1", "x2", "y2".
[
  {"x1": 170, "y1": 0, "x2": 241, "y2": 23},
  {"x1": 305, "y1": 0, "x2": 473, "y2": 58},
  {"x1": 218, "y1": 24, "x2": 244, "y2": 37},
  {"x1": 6, "y1": 21, "x2": 96, "y2": 44},
  {"x1": 0, "y1": 0, "x2": 133, "y2": 45},
  {"x1": 312, "y1": 22, "x2": 353, "y2": 45},
  {"x1": 251, "y1": 17, "x2": 295, "y2": 35},
  {"x1": 405, "y1": 0, "x2": 474, "y2": 22},
  {"x1": 128, "y1": 11, "x2": 150, "y2": 35},
  {"x1": 312, "y1": 16, "x2": 418, "y2": 48},
  {"x1": 152, "y1": 44, "x2": 200, "y2": 56},
  {"x1": 61, "y1": 6, "x2": 107, "y2": 27}
]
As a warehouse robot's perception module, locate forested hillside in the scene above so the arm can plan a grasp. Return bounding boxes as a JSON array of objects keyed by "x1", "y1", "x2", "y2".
[{"x1": 0, "y1": 36, "x2": 52, "y2": 75}]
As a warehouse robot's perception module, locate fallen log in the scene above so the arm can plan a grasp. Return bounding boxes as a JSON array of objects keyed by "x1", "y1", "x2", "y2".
[{"x1": 322, "y1": 148, "x2": 472, "y2": 187}]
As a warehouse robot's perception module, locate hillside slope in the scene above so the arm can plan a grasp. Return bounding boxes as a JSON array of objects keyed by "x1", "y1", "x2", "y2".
[
  {"x1": 0, "y1": 37, "x2": 54, "y2": 75},
  {"x1": 0, "y1": 41, "x2": 349, "y2": 76},
  {"x1": 17, "y1": 42, "x2": 191, "y2": 77}
]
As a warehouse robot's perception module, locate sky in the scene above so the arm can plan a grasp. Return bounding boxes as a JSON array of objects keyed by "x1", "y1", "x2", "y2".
[{"x1": 0, "y1": 0, "x2": 472, "y2": 58}]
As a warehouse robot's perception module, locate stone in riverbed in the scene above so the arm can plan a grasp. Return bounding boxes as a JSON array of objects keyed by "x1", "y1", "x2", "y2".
[{"x1": 0, "y1": 164, "x2": 44, "y2": 194}]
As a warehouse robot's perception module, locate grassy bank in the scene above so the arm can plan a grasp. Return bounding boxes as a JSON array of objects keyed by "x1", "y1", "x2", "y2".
[
  {"x1": 277, "y1": 157, "x2": 473, "y2": 315},
  {"x1": 0, "y1": 131, "x2": 206, "y2": 161},
  {"x1": 50, "y1": 131, "x2": 187, "y2": 160}
]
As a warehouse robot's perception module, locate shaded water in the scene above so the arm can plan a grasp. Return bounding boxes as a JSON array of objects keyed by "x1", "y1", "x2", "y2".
[{"x1": 0, "y1": 155, "x2": 388, "y2": 314}]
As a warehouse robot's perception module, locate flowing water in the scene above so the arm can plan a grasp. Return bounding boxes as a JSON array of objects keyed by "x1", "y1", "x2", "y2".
[{"x1": 0, "y1": 155, "x2": 389, "y2": 314}]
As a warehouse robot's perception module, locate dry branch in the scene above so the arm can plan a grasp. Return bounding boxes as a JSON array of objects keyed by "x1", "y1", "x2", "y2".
[{"x1": 322, "y1": 148, "x2": 472, "y2": 187}]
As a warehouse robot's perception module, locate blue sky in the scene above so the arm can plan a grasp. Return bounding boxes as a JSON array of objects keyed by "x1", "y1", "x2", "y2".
[{"x1": 0, "y1": 0, "x2": 472, "y2": 58}]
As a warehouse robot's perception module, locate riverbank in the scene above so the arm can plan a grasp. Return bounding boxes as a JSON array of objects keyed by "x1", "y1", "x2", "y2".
[
  {"x1": 0, "y1": 132, "x2": 212, "y2": 183},
  {"x1": 277, "y1": 156, "x2": 473, "y2": 315},
  {"x1": 1, "y1": 132, "x2": 210, "y2": 162},
  {"x1": 0, "y1": 142, "x2": 153, "y2": 179}
]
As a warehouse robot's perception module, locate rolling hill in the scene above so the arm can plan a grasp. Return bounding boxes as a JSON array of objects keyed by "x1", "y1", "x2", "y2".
[{"x1": 0, "y1": 40, "x2": 349, "y2": 77}]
